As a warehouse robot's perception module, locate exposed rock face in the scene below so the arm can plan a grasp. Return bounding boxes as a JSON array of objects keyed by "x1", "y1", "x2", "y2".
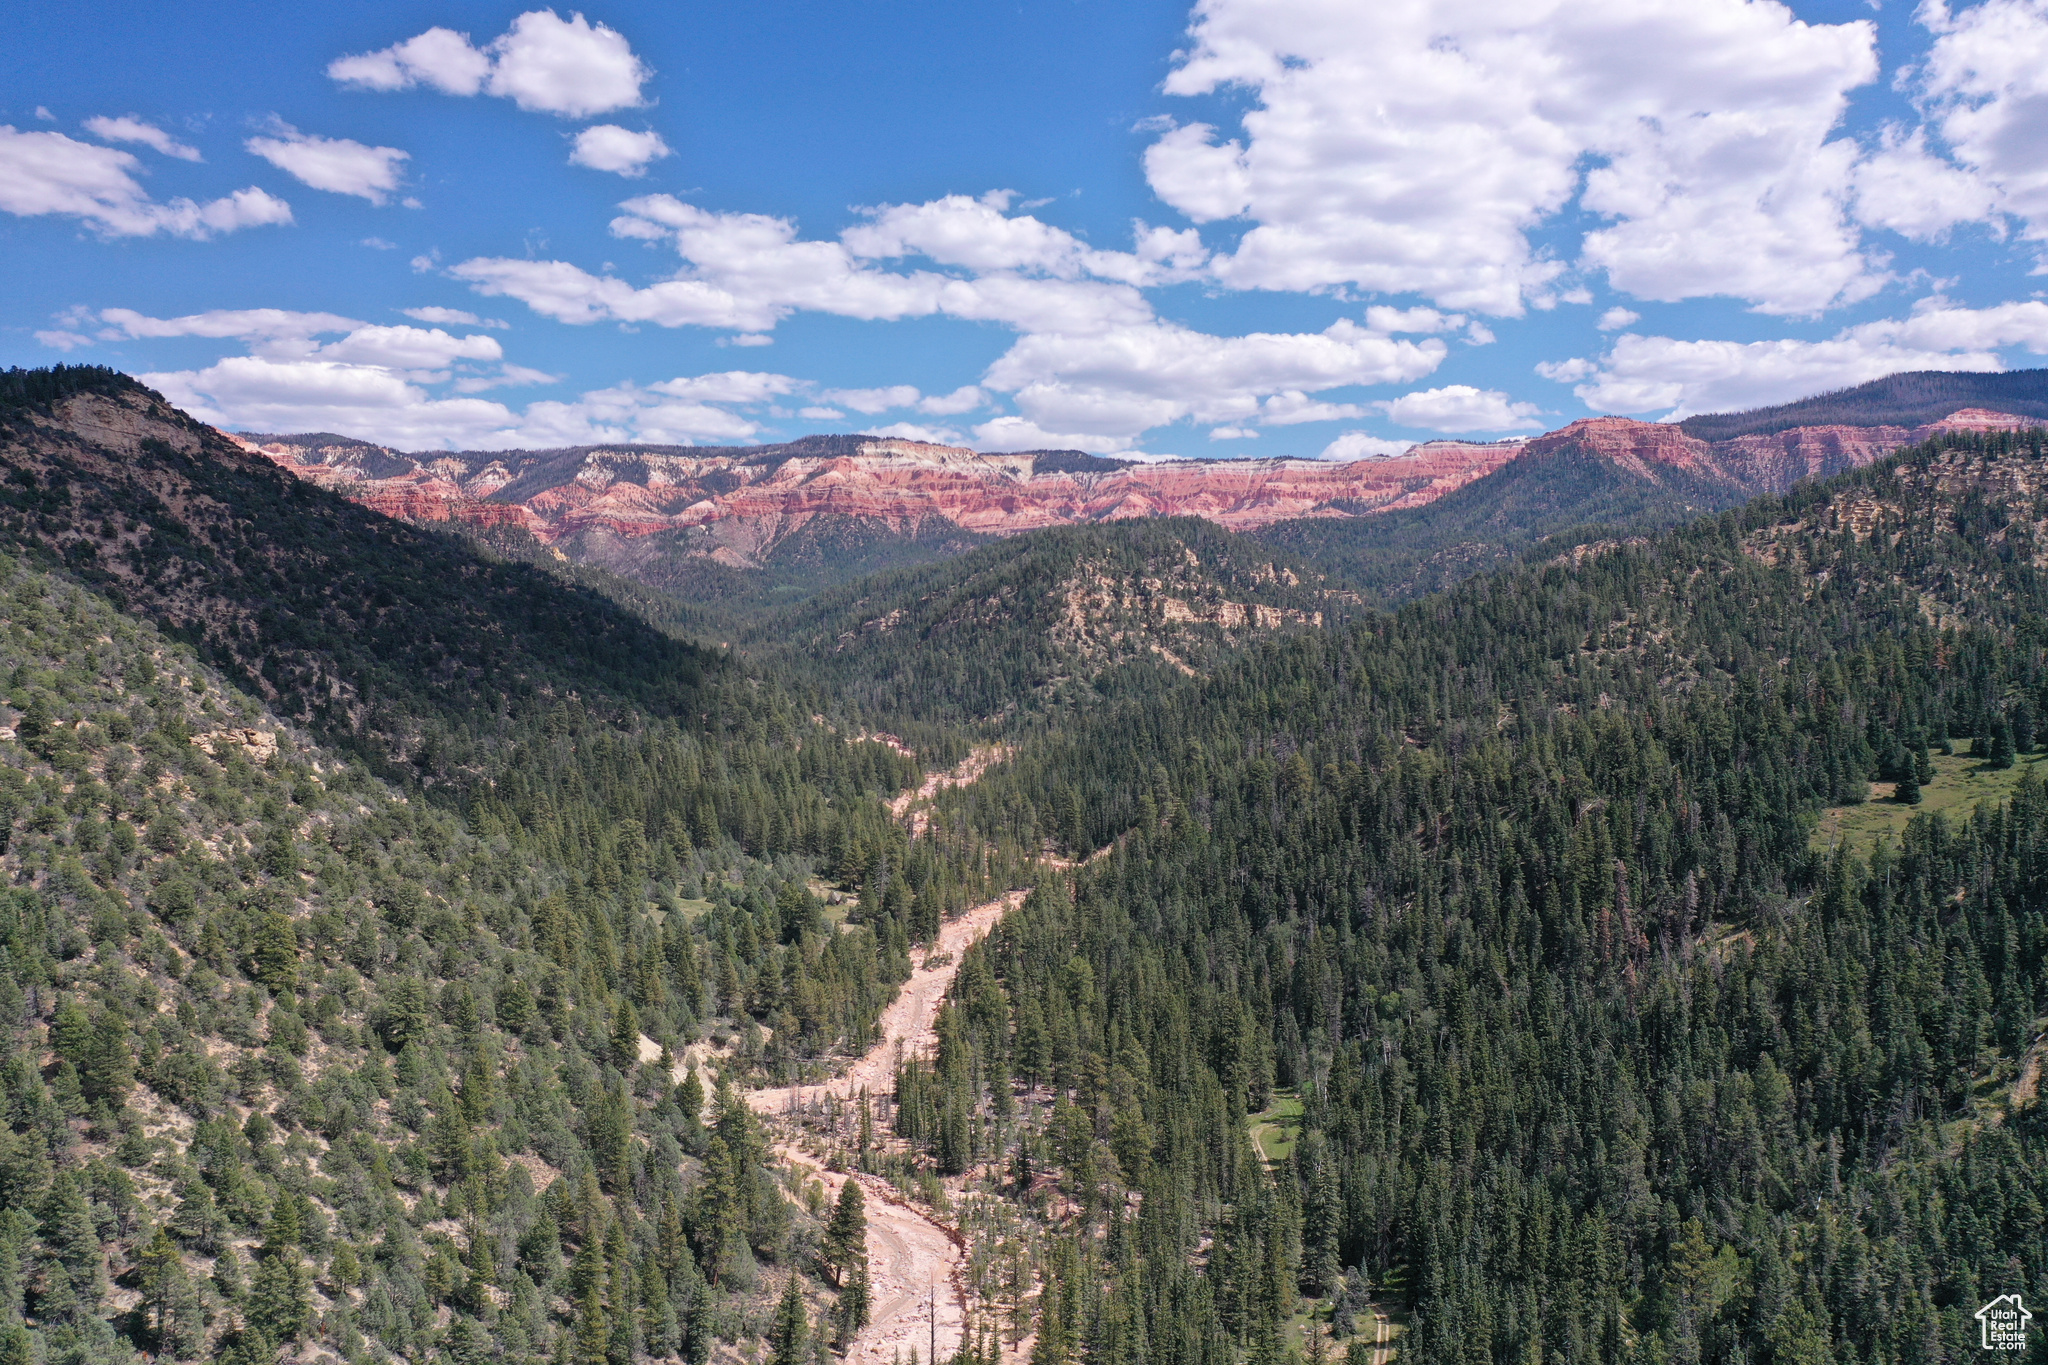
[
  {"x1": 235, "y1": 408, "x2": 2039, "y2": 576},
  {"x1": 193, "y1": 727, "x2": 279, "y2": 763},
  {"x1": 236, "y1": 432, "x2": 1528, "y2": 565},
  {"x1": 1525, "y1": 408, "x2": 2032, "y2": 493}
]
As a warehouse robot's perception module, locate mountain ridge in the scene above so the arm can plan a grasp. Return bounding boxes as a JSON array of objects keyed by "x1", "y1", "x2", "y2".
[
  {"x1": 233, "y1": 429, "x2": 1529, "y2": 572},
  {"x1": 233, "y1": 378, "x2": 2048, "y2": 603},
  {"x1": 1678, "y1": 365, "x2": 2048, "y2": 440}
]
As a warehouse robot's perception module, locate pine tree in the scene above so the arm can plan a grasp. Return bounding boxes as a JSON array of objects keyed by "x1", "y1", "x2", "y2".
[
  {"x1": 138, "y1": 1227, "x2": 188, "y2": 1349},
  {"x1": 446, "y1": 1315, "x2": 490, "y2": 1365},
  {"x1": 247, "y1": 895, "x2": 299, "y2": 992},
  {"x1": 212, "y1": 1243, "x2": 244, "y2": 1303},
  {"x1": 838, "y1": 1264, "x2": 873, "y2": 1350},
  {"x1": 610, "y1": 998, "x2": 641, "y2": 1071},
  {"x1": 1990, "y1": 720, "x2": 2017, "y2": 769},
  {"x1": 248, "y1": 1200, "x2": 311, "y2": 1344},
  {"x1": 39, "y1": 1170, "x2": 103, "y2": 1304},
  {"x1": 821, "y1": 1180, "x2": 867, "y2": 1287},
  {"x1": 47, "y1": 999, "x2": 91, "y2": 1075},
  {"x1": 1298, "y1": 1133, "x2": 1342, "y2": 1298},
  {"x1": 574, "y1": 1288, "x2": 610, "y2": 1365},
  {"x1": 678, "y1": 1067, "x2": 705, "y2": 1124},
  {"x1": 170, "y1": 1176, "x2": 224, "y2": 1253},
  {"x1": 772, "y1": 1273, "x2": 811, "y2": 1365}
]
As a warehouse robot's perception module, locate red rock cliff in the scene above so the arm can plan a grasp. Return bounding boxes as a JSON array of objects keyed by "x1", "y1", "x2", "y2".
[{"x1": 232, "y1": 408, "x2": 2036, "y2": 569}]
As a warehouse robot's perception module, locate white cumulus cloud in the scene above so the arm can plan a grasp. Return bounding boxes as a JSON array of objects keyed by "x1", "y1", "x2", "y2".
[
  {"x1": 569, "y1": 125, "x2": 671, "y2": 176},
  {"x1": 1363, "y1": 306, "x2": 1465, "y2": 334},
  {"x1": 864, "y1": 421, "x2": 966, "y2": 445},
  {"x1": 401, "y1": 307, "x2": 508, "y2": 329},
  {"x1": 1321, "y1": 432, "x2": 1414, "y2": 460},
  {"x1": 245, "y1": 123, "x2": 408, "y2": 205},
  {"x1": 455, "y1": 194, "x2": 1157, "y2": 338},
  {"x1": 310, "y1": 324, "x2": 501, "y2": 370},
  {"x1": 83, "y1": 115, "x2": 200, "y2": 161},
  {"x1": 821, "y1": 385, "x2": 921, "y2": 415},
  {"x1": 100, "y1": 307, "x2": 362, "y2": 344},
  {"x1": 0, "y1": 126, "x2": 290, "y2": 239},
  {"x1": 1546, "y1": 300, "x2": 2048, "y2": 416},
  {"x1": 649, "y1": 371, "x2": 803, "y2": 404},
  {"x1": 1255, "y1": 391, "x2": 1367, "y2": 425},
  {"x1": 137, "y1": 353, "x2": 786, "y2": 451},
  {"x1": 842, "y1": 191, "x2": 1208, "y2": 286},
  {"x1": 452, "y1": 365, "x2": 561, "y2": 393},
  {"x1": 327, "y1": 26, "x2": 493, "y2": 95},
  {"x1": 918, "y1": 385, "x2": 985, "y2": 415},
  {"x1": 93, "y1": 303, "x2": 808, "y2": 449},
  {"x1": 1145, "y1": 0, "x2": 1885, "y2": 316},
  {"x1": 981, "y1": 319, "x2": 1448, "y2": 445},
  {"x1": 144, "y1": 357, "x2": 521, "y2": 447},
  {"x1": 1378, "y1": 384, "x2": 1544, "y2": 432},
  {"x1": 101, "y1": 306, "x2": 502, "y2": 378},
  {"x1": 1913, "y1": 0, "x2": 2048, "y2": 245},
  {"x1": 971, "y1": 415, "x2": 1135, "y2": 455},
  {"x1": 1851, "y1": 124, "x2": 2003, "y2": 241},
  {"x1": 804, "y1": 384, "x2": 983, "y2": 417},
  {"x1": 329, "y1": 10, "x2": 650, "y2": 119}
]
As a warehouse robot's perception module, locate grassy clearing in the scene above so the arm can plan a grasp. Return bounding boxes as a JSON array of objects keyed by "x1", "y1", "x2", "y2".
[
  {"x1": 1249, "y1": 1091, "x2": 1304, "y2": 1162},
  {"x1": 1809, "y1": 749, "x2": 2046, "y2": 852}
]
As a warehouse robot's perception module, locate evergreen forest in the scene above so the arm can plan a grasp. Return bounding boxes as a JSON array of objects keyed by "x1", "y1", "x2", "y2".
[{"x1": 0, "y1": 366, "x2": 2035, "y2": 1365}]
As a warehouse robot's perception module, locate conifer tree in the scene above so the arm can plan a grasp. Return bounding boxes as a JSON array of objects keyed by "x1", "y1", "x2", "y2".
[
  {"x1": 138, "y1": 1227, "x2": 190, "y2": 1351},
  {"x1": 1298, "y1": 1133, "x2": 1342, "y2": 1298},
  {"x1": 838, "y1": 1264, "x2": 873, "y2": 1351},
  {"x1": 821, "y1": 1179, "x2": 867, "y2": 1287},
  {"x1": 247, "y1": 1198, "x2": 310, "y2": 1345},
  {"x1": 772, "y1": 1272, "x2": 811, "y2": 1365}
]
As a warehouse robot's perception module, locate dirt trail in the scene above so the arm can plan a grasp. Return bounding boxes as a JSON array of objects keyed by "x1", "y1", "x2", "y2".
[
  {"x1": 888, "y1": 745, "x2": 1011, "y2": 836},
  {"x1": 640, "y1": 891, "x2": 1027, "y2": 1365},
  {"x1": 2007, "y1": 1032, "x2": 2045, "y2": 1112},
  {"x1": 752, "y1": 891, "x2": 1024, "y2": 1365},
  {"x1": 772, "y1": 1149, "x2": 972, "y2": 1365},
  {"x1": 1369, "y1": 1301, "x2": 1395, "y2": 1365},
  {"x1": 751, "y1": 890, "x2": 1024, "y2": 1116}
]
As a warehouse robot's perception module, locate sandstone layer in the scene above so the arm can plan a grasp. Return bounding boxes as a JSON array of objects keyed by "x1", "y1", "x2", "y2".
[
  {"x1": 234, "y1": 409, "x2": 2039, "y2": 569},
  {"x1": 233, "y1": 432, "x2": 1528, "y2": 565}
]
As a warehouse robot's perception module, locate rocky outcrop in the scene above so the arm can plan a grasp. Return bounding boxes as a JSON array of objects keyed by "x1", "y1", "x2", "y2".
[
  {"x1": 1525, "y1": 408, "x2": 2033, "y2": 494},
  {"x1": 239, "y1": 431, "x2": 1529, "y2": 565},
  {"x1": 237, "y1": 408, "x2": 2041, "y2": 578}
]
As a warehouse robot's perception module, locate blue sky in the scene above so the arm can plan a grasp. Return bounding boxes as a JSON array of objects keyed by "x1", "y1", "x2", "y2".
[{"x1": 7, "y1": 0, "x2": 2048, "y2": 457}]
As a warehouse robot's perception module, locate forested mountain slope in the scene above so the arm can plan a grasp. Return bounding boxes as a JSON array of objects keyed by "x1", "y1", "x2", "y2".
[
  {"x1": 908, "y1": 426, "x2": 2048, "y2": 1365},
  {"x1": 1680, "y1": 367, "x2": 2048, "y2": 440},
  {"x1": 1253, "y1": 405, "x2": 2044, "y2": 609},
  {"x1": 1252, "y1": 426, "x2": 1752, "y2": 604},
  {"x1": 738, "y1": 518, "x2": 1345, "y2": 733},
  {"x1": 232, "y1": 370, "x2": 2048, "y2": 629},
  {"x1": 5, "y1": 361, "x2": 2046, "y2": 1365},
  {"x1": 0, "y1": 367, "x2": 718, "y2": 785},
  {"x1": 0, "y1": 367, "x2": 1036, "y2": 1365}
]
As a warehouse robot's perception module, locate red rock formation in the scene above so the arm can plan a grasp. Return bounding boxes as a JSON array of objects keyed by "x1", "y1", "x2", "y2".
[
  {"x1": 1520, "y1": 408, "x2": 2032, "y2": 495},
  {"x1": 1522, "y1": 418, "x2": 1718, "y2": 484},
  {"x1": 235, "y1": 433, "x2": 1526, "y2": 559},
  {"x1": 232, "y1": 408, "x2": 2036, "y2": 568}
]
